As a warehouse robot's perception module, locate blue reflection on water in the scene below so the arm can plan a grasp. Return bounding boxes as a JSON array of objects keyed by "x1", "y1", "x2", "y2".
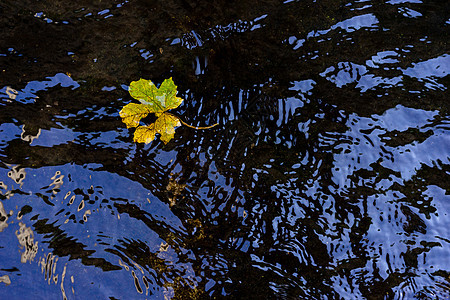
[
  {"x1": 0, "y1": 162, "x2": 197, "y2": 298},
  {"x1": 0, "y1": 73, "x2": 79, "y2": 105}
]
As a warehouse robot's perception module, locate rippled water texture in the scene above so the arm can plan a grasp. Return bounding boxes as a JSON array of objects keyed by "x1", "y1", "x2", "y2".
[{"x1": 0, "y1": 0, "x2": 449, "y2": 299}]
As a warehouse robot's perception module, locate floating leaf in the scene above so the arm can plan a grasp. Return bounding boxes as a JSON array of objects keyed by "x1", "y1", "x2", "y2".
[
  {"x1": 121, "y1": 77, "x2": 216, "y2": 144},
  {"x1": 119, "y1": 103, "x2": 151, "y2": 128},
  {"x1": 129, "y1": 78, "x2": 183, "y2": 115},
  {"x1": 133, "y1": 113, "x2": 181, "y2": 144}
]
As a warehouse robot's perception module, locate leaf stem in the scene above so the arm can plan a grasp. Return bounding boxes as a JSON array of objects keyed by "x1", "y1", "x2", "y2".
[{"x1": 177, "y1": 116, "x2": 219, "y2": 130}]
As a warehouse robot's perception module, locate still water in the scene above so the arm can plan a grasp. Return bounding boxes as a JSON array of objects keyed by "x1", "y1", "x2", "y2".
[{"x1": 0, "y1": 0, "x2": 449, "y2": 299}]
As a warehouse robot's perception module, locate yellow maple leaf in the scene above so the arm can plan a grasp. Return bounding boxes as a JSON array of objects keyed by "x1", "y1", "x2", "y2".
[{"x1": 120, "y1": 78, "x2": 217, "y2": 144}]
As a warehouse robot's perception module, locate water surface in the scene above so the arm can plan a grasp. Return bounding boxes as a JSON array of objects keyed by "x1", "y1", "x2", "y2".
[{"x1": 0, "y1": 0, "x2": 449, "y2": 299}]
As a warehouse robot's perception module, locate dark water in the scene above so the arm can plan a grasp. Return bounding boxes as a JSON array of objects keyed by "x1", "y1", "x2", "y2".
[{"x1": 0, "y1": 0, "x2": 449, "y2": 299}]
